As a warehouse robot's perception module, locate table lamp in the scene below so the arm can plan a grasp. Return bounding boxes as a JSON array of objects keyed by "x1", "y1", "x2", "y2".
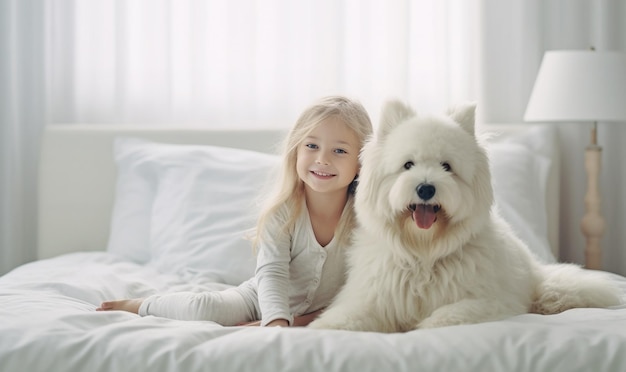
[{"x1": 524, "y1": 49, "x2": 626, "y2": 270}]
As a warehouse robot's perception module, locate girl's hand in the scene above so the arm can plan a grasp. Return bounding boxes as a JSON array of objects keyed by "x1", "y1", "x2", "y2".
[
  {"x1": 292, "y1": 309, "x2": 324, "y2": 327},
  {"x1": 237, "y1": 320, "x2": 261, "y2": 326},
  {"x1": 266, "y1": 319, "x2": 289, "y2": 327},
  {"x1": 237, "y1": 313, "x2": 322, "y2": 327},
  {"x1": 236, "y1": 319, "x2": 289, "y2": 327}
]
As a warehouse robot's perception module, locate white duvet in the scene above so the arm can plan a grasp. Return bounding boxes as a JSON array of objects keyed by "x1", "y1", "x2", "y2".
[{"x1": 1, "y1": 252, "x2": 626, "y2": 372}]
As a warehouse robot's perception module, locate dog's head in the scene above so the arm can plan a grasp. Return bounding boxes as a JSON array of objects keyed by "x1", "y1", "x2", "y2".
[{"x1": 355, "y1": 100, "x2": 493, "y2": 257}]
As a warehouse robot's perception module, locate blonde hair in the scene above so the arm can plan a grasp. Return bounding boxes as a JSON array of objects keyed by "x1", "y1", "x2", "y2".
[{"x1": 252, "y1": 96, "x2": 373, "y2": 250}]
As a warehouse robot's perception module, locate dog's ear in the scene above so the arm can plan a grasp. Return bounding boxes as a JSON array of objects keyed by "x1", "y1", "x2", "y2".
[
  {"x1": 447, "y1": 102, "x2": 477, "y2": 136},
  {"x1": 379, "y1": 100, "x2": 416, "y2": 139}
]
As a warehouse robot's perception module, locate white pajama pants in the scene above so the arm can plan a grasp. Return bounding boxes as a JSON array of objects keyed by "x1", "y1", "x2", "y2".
[{"x1": 138, "y1": 279, "x2": 262, "y2": 326}]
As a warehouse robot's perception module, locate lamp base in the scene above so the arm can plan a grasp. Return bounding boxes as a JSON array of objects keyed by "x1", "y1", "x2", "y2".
[{"x1": 580, "y1": 131, "x2": 605, "y2": 270}]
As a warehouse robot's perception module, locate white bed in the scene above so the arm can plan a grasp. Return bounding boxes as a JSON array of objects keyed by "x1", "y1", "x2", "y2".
[{"x1": 1, "y1": 123, "x2": 626, "y2": 372}]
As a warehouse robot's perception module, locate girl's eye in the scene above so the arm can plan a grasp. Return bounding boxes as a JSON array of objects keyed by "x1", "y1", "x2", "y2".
[
  {"x1": 305, "y1": 143, "x2": 318, "y2": 149},
  {"x1": 403, "y1": 161, "x2": 414, "y2": 170},
  {"x1": 334, "y1": 148, "x2": 347, "y2": 154},
  {"x1": 441, "y1": 162, "x2": 451, "y2": 172}
]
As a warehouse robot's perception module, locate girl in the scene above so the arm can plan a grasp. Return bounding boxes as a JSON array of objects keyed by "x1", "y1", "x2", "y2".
[{"x1": 97, "y1": 96, "x2": 373, "y2": 327}]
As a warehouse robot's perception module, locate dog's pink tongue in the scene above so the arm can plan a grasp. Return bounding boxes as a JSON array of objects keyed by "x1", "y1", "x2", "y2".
[{"x1": 414, "y1": 204, "x2": 437, "y2": 229}]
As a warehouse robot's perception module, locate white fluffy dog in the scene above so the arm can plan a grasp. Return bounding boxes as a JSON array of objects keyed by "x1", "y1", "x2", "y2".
[{"x1": 309, "y1": 100, "x2": 621, "y2": 332}]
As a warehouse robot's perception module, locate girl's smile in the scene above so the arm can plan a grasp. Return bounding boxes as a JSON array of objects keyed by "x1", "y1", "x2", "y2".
[{"x1": 310, "y1": 170, "x2": 336, "y2": 179}]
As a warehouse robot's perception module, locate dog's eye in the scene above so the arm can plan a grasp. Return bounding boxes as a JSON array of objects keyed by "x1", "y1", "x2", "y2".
[
  {"x1": 403, "y1": 161, "x2": 414, "y2": 170},
  {"x1": 441, "y1": 162, "x2": 451, "y2": 172}
]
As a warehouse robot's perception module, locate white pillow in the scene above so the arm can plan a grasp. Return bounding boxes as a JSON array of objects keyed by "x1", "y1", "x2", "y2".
[
  {"x1": 488, "y1": 126, "x2": 556, "y2": 263},
  {"x1": 107, "y1": 138, "x2": 158, "y2": 263},
  {"x1": 107, "y1": 138, "x2": 280, "y2": 285}
]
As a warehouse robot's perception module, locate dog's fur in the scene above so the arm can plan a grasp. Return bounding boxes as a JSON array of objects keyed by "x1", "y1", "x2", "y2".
[{"x1": 308, "y1": 101, "x2": 621, "y2": 332}]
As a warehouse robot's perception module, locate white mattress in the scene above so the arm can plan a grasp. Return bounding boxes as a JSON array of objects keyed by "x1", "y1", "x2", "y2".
[{"x1": 1, "y1": 251, "x2": 626, "y2": 372}]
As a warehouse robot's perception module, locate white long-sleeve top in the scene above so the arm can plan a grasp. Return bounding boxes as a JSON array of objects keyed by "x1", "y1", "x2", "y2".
[{"x1": 255, "y1": 200, "x2": 351, "y2": 326}]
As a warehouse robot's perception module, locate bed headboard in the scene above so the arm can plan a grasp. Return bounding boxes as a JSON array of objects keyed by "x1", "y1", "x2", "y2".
[
  {"x1": 38, "y1": 123, "x2": 560, "y2": 260},
  {"x1": 38, "y1": 126, "x2": 287, "y2": 259}
]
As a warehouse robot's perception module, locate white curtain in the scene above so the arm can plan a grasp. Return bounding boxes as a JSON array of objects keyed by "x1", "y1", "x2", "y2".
[
  {"x1": 47, "y1": 0, "x2": 478, "y2": 127},
  {"x1": 0, "y1": 0, "x2": 47, "y2": 275},
  {"x1": 2, "y1": 0, "x2": 626, "y2": 276}
]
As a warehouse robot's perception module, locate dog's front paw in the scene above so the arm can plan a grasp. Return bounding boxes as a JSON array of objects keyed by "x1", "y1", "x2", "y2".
[
  {"x1": 307, "y1": 319, "x2": 334, "y2": 329},
  {"x1": 309, "y1": 314, "x2": 375, "y2": 331},
  {"x1": 417, "y1": 316, "x2": 457, "y2": 329},
  {"x1": 417, "y1": 311, "x2": 471, "y2": 329},
  {"x1": 308, "y1": 317, "x2": 353, "y2": 330}
]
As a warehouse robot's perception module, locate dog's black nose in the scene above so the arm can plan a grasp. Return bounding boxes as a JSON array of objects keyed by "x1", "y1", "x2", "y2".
[{"x1": 416, "y1": 183, "x2": 436, "y2": 201}]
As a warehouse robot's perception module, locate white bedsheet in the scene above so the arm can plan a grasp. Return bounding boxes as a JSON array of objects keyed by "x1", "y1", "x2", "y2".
[{"x1": 1, "y1": 252, "x2": 626, "y2": 372}]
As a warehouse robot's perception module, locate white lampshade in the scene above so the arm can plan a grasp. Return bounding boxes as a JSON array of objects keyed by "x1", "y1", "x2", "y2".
[{"x1": 524, "y1": 50, "x2": 626, "y2": 122}]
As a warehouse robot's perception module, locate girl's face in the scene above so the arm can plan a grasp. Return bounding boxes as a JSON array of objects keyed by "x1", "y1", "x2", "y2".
[{"x1": 296, "y1": 116, "x2": 361, "y2": 196}]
